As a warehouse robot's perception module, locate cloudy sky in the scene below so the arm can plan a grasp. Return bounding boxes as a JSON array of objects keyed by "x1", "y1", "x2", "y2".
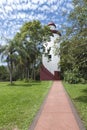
[{"x1": 0, "y1": 0, "x2": 73, "y2": 44}]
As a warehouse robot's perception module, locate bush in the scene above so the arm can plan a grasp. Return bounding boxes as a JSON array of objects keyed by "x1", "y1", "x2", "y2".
[
  {"x1": 64, "y1": 70, "x2": 87, "y2": 84},
  {"x1": 79, "y1": 78, "x2": 87, "y2": 84},
  {"x1": 0, "y1": 66, "x2": 9, "y2": 81},
  {"x1": 64, "y1": 70, "x2": 79, "y2": 84}
]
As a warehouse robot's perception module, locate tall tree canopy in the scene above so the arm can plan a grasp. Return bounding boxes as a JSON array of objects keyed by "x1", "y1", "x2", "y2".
[
  {"x1": 0, "y1": 20, "x2": 52, "y2": 83},
  {"x1": 13, "y1": 20, "x2": 52, "y2": 80},
  {"x1": 60, "y1": 0, "x2": 87, "y2": 83},
  {"x1": 0, "y1": 39, "x2": 18, "y2": 84}
]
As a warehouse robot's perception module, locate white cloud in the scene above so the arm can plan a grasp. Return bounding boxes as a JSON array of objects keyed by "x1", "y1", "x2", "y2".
[
  {"x1": 31, "y1": 0, "x2": 40, "y2": 4},
  {"x1": 0, "y1": 0, "x2": 6, "y2": 5},
  {"x1": 17, "y1": 12, "x2": 26, "y2": 19},
  {"x1": 5, "y1": 6, "x2": 13, "y2": 13},
  {"x1": 14, "y1": 2, "x2": 37, "y2": 10},
  {"x1": 66, "y1": 3, "x2": 74, "y2": 9},
  {"x1": 61, "y1": 7, "x2": 67, "y2": 12},
  {"x1": 7, "y1": 0, "x2": 20, "y2": 4},
  {"x1": 29, "y1": 4, "x2": 37, "y2": 10},
  {"x1": 0, "y1": 0, "x2": 72, "y2": 44},
  {"x1": 11, "y1": 4, "x2": 17, "y2": 10},
  {"x1": 47, "y1": 0, "x2": 57, "y2": 4},
  {"x1": 31, "y1": 0, "x2": 46, "y2": 4},
  {"x1": 38, "y1": 5, "x2": 50, "y2": 11},
  {"x1": 51, "y1": 5, "x2": 58, "y2": 11},
  {"x1": 36, "y1": 14, "x2": 47, "y2": 20},
  {"x1": 59, "y1": 0, "x2": 64, "y2": 5}
]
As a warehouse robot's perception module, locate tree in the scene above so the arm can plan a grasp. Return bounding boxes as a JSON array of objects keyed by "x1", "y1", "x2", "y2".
[
  {"x1": 0, "y1": 65, "x2": 9, "y2": 81},
  {"x1": 60, "y1": 0, "x2": 87, "y2": 83},
  {"x1": 0, "y1": 20, "x2": 52, "y2": 82},
  {"x1": 13, "y1": 20, "x2": 52, "y2": 80},
  {"x1": 0, "y1": 39, "x2": 18, "y2": 84}
]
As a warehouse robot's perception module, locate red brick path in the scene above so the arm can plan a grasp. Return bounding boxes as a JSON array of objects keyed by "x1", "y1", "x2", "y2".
[{"x1": 29, "y1": 81, "x2": 85, "y2": 130}]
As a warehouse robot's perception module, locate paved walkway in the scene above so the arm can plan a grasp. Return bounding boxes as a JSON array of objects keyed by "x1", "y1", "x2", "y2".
[{"x1": 29, "y1": 81, "x2": 85, "y2": 130}]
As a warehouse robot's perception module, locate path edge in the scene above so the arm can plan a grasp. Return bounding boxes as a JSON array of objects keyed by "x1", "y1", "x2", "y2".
[
  {"x1": 28, "y1": 81, "x2": 53, "y2": 130},
  {"x1": 62, "y1": 82, "x2": 86, "y2": 130}
]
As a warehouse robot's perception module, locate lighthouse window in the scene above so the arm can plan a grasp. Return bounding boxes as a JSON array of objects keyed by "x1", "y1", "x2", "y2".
[
  {"x1": 47, "y1": 47, "x2": 51, "y2": 54},
  {"x1": 48, "y1": 54, "x2": 52, "y2": 61}
]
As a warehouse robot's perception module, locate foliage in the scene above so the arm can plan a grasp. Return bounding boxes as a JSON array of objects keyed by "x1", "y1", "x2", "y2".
[
  {"x1": 0, "y1": 39, "x2": 18, "y2": 84},
  {"x1": 13, "y1": 20, "x2": 52, "y2": 80},
  {"x1": 0, "y1": 81, "x2": 52, "y2": 130},
  {"x1": 0, "y1": 66, "x2": 9, "y2": 81},
  {"x1": 0, "y1": 20, "x2": 52, "y2": 82},
  {"x1": 64, "y1": 70, "x2": 79, "y2": 84},
  {"x1": 63, "y1": 81, "x2": 87, "y2": 129},
  {"x1": 64, "y1": 70, "x2": 87, "y2": 84},
  {"x1": 60, "y1": 0, "x2": 87, "y2": 83}
]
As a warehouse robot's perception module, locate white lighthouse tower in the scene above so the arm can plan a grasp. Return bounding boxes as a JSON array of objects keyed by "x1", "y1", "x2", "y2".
[{"x1": 40, "y1": 22, "x2": 61, "y2": 80}]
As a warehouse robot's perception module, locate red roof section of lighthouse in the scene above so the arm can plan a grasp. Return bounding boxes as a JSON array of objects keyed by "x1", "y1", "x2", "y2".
[
  {"x1": 48, "y1": 22, "x2": 56, "y2": 28},
  {"x1": 48, "y1": 22, "x2": 61, "y2": 36}
]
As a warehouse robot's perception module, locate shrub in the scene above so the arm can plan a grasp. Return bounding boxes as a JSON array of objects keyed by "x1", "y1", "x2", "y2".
[
  {"x1": 64, "y1": 70, "x2": 87, "y2": 84},
  {"x1": 64, "y1": 70, "x2": 79, "y2": 84}
]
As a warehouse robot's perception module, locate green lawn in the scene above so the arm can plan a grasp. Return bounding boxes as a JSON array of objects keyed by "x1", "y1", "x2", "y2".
[
  {"x1": 0, "y1": 81, "x2": 52, "y2": 130},
  {"x1": 63, "y1": 82, "x2": 87, "y2": 130}
]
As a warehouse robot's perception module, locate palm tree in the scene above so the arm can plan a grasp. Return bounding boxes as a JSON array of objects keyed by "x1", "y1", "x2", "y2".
[{"x1": 0, "y1": 39, "x2": 17, "y2": 84}]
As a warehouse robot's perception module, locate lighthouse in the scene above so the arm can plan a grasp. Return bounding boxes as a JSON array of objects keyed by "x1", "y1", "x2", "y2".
[{"x1": 40, "y1": 22, "x2": 61, "y2": 80}]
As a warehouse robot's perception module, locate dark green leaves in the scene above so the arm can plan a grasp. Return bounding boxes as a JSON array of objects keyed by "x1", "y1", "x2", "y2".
[{"x1": 60, "y1": 0, "x2": 87, "y2": 83}]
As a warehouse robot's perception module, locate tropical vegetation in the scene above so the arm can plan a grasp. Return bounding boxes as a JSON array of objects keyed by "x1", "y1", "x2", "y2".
[
  {"x1": 0, "y1": 20, "x2": 52, "y2": 84},
  {"x1": 0, "y1": 0, "x2": 87, "y2": 84},
  {"x1": 59, "y1": 0, "x2": 87, "y2": 83}
]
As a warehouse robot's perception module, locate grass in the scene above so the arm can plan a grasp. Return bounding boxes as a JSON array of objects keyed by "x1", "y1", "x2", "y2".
[
  {"x1": 0, "y1": 81, "x2": 52, "y2": 130},
  {"x1": 63, "y1": 82, "x2": 87, "y2": 130}
]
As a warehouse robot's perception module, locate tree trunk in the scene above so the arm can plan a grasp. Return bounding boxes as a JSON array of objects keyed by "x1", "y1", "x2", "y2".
[
  {"x1": 10, "y1": 70, "x2": 12, "y2": 85},
  {"x1": 26, "y1": 67, "x2": 29, "y2": 81},
  {"x1": 10, "y1": 60, "x2": 13, "y2": 85},
  {"x1": 33, "y1": 67, "x2": 35, "y2": 80},
  {"x1": 32, "y1": 63, "x2": 35, "y2": 80},
  {"x1": 8, "y1": 60, "x2": 13, "y2": 85},
  {"x1": 27, "y1": 68, "x2": 29, "y2": 80}
]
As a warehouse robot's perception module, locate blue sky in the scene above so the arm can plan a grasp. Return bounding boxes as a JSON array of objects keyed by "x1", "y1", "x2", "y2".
[{"x1": 0, "y1": 0, "x2": 74, "y2": 45}]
